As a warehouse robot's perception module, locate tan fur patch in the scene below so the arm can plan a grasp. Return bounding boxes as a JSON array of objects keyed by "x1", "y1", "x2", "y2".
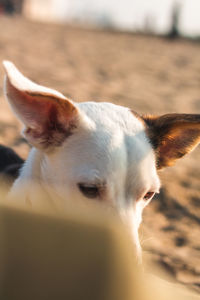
[{"x1": 142, "y1": 114, "x2": 200, "y2": 169}]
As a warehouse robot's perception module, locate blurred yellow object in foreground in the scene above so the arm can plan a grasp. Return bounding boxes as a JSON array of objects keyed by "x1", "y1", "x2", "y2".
[{"x1": 0, "y1": 188, "x2": 199, "y2": 300}]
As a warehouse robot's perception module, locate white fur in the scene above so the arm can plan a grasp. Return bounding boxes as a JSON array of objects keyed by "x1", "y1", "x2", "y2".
[
  {"x1": 3, "y1": 62, "x2": 161, "y2": 257},
  {"x1": 3, "y1": 60, "x2": 66, "y2": 99},
  {"x1": 11, "y1": 102, "x2": 160, "y2": 255}
]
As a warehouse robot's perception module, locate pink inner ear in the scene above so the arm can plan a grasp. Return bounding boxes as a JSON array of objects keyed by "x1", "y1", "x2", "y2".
[
  {"x1": 6, "y1": 75, "x2": 77, "y2": 125},
  {"x1": 5, "y1": 76, "x2": 78, "y2": 149},
  {"x1": 5, "y1": 78, "x2": 58, "y2": 129}
]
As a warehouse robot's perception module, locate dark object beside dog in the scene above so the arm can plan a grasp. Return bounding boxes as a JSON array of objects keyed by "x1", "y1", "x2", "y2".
[{"x1": 0, "y1": 145, "x2": 24, "y2": 184}]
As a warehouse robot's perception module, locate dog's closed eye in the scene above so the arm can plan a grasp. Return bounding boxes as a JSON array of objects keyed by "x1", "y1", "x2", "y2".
[
  {"x1": 143, "y1": 191, "x2": 155, "y2": 201},
  {"x1": 78, "y1": 183, "x2": 100, "y2": 199}
]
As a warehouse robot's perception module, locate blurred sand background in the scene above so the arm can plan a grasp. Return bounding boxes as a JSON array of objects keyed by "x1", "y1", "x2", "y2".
[{"x1": 0, "y1": 16, "x2": 199, "y2": 292}]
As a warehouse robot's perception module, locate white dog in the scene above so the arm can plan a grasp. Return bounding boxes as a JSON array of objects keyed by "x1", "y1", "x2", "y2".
[{"x1": 2, "y1": 61, "x2": 200, "y2": 256}]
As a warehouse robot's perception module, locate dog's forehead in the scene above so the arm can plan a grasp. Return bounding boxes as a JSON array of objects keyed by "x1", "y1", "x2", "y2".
[
  {"x1": 47, "y1": 101, "x2": 159, "y2": 202},
  {"x1": 68, "y1": 102, "x2": 156, "y2": 180},
  {"x1": 77, "y1": 102, "x2": 153, "y2": 159},
  {"x1": 78, "y1": 102, "x2": 144, "y2": 133}
]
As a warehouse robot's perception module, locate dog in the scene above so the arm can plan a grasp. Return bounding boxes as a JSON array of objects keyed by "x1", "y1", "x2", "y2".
[{"x1": 2, "y1": 61, "x2": 200, "y2": 256}]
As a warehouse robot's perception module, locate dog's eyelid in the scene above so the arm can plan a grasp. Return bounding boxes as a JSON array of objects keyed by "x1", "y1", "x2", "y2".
[
  {"x1": 143, "y1": 191, "x2": 154, "y2": 200},
  {"x1": 143, "y1": 189, "x2": 159, "y2": 201},
  {"x1": 78, "y1": 183, "x2": 99, "y2": 199},
  {"x1": 76, "y1": 171, "x2": 106, "y2": 187},
  {"x1": 78, "y1": 180, "x2": 106, "y2": 188},
  {"x1": 149, "y1": 184, "x2": 160, "y2": 195},
  {"x1": 77, "y1": 181, "x2": 106, "y2": 199}
]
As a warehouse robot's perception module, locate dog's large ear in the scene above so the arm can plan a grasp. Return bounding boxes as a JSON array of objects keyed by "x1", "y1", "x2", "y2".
[
  {"x1": 143, "y1": 114, "x2": 200, "y2": 169},
  {"x1": 3, "y1": 61, "x2": 79, "y2": 150}
]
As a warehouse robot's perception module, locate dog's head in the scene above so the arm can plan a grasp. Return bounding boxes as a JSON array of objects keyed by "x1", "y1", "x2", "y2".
[{"x1": 3, "y1": 61, "x2": 200, "y2": 253}]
